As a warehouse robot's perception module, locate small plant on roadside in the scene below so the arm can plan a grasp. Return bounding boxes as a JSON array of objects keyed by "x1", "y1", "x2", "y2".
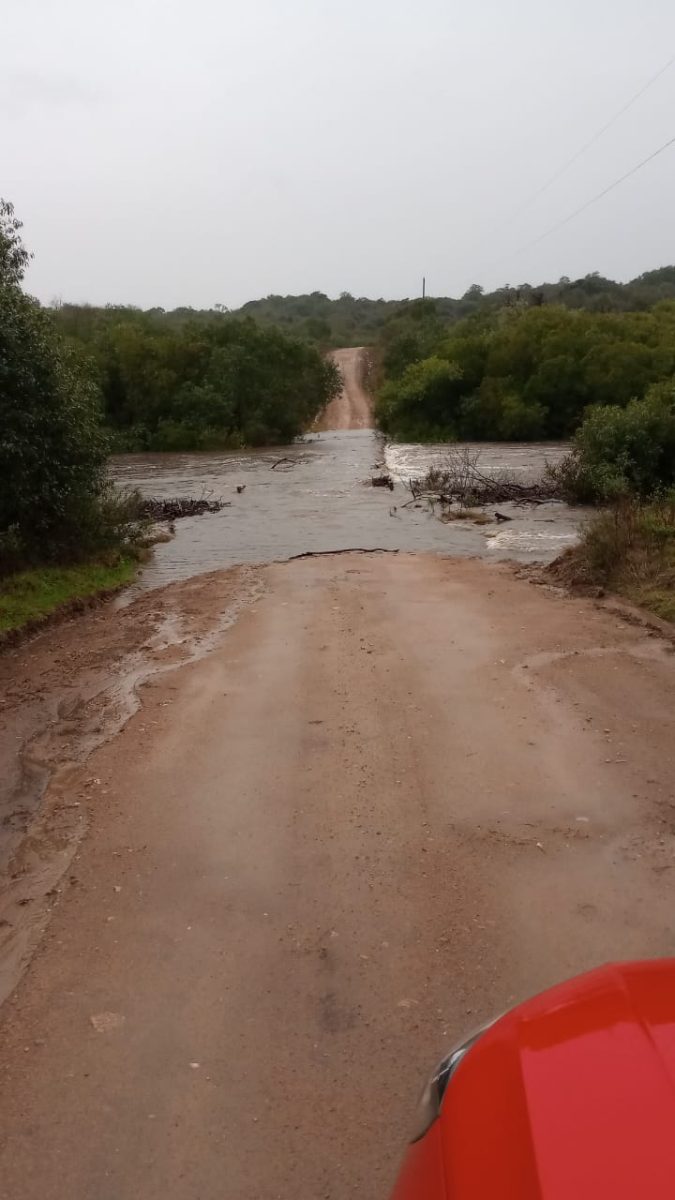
[{"x1": 553, "y1": 494, "x2": 675, "y2": 622}]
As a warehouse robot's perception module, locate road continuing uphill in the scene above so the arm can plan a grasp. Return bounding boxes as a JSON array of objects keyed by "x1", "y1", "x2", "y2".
[
  {"x1": 1, "y1": 553, "x2": 675, "y2": 1199},
  {"x1": 314, "y1": 346, "x2": 374, "y2": 430}
]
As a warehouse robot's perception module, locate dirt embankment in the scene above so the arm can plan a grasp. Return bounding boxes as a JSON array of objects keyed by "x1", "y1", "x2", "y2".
[
  {"x1": 1, "y1": 554, "x2": 675, "y2": 1198},
  {"x1": 314, "y1": 346, "x2": 374, "y2": 431}
]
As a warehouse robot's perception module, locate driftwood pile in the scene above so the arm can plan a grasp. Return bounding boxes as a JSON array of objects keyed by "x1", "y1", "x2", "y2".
[
  {"x1": 407, "y1": 450, "x2": 561, "y2": 509},
  {"x1": 140, "y1": 496, "x2": 227, "y2": 522}
]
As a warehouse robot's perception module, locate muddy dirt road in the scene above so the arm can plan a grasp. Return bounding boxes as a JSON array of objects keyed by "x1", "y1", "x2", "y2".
[
  {"x1": 314, "y1": 347, "x2": 373, "y2": 430},
  {"x1": 1, "y1": 554, "x2": 675, "y2": 1198}
]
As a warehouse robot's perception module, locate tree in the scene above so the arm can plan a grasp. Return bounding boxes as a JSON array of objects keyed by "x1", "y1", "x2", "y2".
[
  {"x1": 0, "y1": 200, "x2": 108, "y2": 567},
  {"x1": 376, "y1": 357, "x2": 463, "y2": 440},
  {"x1": 558, "y1": 383, "x2": 675, "y2": 501},
  {"x1": 0, "y1": 200, "x2": 31, "y2": 285}
]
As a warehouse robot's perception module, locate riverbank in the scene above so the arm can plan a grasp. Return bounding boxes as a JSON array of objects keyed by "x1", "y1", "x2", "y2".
[
  {"x1": 0, "y1": 556, "x2": 138, "y2": 641},
  {"x1": 552, "y1": 498, "x2": 675, "y2": 623},
  {"x1": 1, "y1": 552, "x2": 674, "y2": 1198}
]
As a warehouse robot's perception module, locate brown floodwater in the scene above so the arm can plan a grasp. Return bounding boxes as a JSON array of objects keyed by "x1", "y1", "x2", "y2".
[{"x1": 111, "y1": 432, "x2": 584, "y2": 592}]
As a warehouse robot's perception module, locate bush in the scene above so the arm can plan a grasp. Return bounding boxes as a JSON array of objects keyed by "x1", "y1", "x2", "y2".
[
  {"x1": 0, "y1": 203, "x2": 110, "y2": 571},
  {"x1": 376, "y1": 357, "x2": 463, "y2": 440},
  {"x1": 375, "y1": 302, "x2": 675, "y2": 442},
  {"x1": 459, "y1": 377, "x2": 545, "y2": 440},
  {"x1": 551, "y1": 382, "x2": 675, "y2": 503},
  {"x1": 58, "y1": 310, "x2": 342, "y2": 450},
  {"x1": 554, "y1": 496, "x2": 675, "y2": 621}
]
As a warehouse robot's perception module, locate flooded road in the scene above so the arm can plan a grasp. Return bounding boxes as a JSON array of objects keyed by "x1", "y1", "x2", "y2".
[
  {"x1": 6, "y1": 362, "x2": 675, "y2": 1199},
  {"x1": 112, "y1": 432, "x2": 583, "y2": 591}
]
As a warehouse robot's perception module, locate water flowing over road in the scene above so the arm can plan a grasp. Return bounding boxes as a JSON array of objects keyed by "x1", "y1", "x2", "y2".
[
  {"x1": 110, "y1": 350, "x2": 581, "y2": 592},
  {"x1": 2, "y1": 360, "x2": 675, "y2": 1200}
]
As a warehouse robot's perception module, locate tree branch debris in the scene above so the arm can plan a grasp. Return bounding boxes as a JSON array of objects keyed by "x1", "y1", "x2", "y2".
[
  {"x1": 406, "y1": 449, "x2": 562, "y2": 510},
  {"x1": 140, "y1": 496, "x2": 227, "y2": 522}
]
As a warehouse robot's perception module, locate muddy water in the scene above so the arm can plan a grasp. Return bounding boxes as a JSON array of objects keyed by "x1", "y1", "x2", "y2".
[{"x1": 111, "y1": 432, "x2": 584, "y2": 591}]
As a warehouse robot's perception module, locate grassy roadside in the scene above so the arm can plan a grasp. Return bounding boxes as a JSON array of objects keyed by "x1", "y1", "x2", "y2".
[
  {"x1": 553, "y1": 499, "x2": 675, "y2": 622},
  {"x1": 0, "y1": 556, "x2": 138, "y2": 636}
]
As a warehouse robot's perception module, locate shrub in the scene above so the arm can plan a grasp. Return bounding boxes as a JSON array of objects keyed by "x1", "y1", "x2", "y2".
[
  {"x1": 555, "y1": 496, "x2": 675, "y2": 621},
  {"x1": 376, "y1": 357, "x2": 463, "y2": 440},
  {"x1": 0, "y1": 204, "x2": 110, "y2": 571},
  {"x1": 551, "y1": 382, "x2": 675, "y2": 503},
  {"x1": 375, "y1": 302, "x2": 675, "y2": 442}
]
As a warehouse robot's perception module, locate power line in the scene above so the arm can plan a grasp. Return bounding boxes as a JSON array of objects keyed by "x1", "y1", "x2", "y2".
[
  {"x1": 494, "y1": 52, "x2": 675, "y2": 234},
  {"x1": 516, "y1": 131, "x2": 675, "y2": 255},
  {"x1": 527, "y1": 54, "x2": 675, "y2": 204}
]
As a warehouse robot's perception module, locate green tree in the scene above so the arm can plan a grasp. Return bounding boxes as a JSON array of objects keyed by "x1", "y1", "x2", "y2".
[
  {"x1": 558, "y1": 383, "x2": 675, "y2": 501},
  {"x1": 377, "y1": 357, "x2": 463, "y2": 440},
  {"x1": 0, "y1": 202, "x2": 108, "y2": 568}
]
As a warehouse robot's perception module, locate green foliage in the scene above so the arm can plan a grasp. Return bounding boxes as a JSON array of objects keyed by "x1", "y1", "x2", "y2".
[
  {"x1": 48, "y1": 263, "x2": 675, "y2": 362},
  {"x1": 0, "y1": 202, "x2": 110, "y2": 570},
  {"x1": 557, "y1": 496, "x2": 675, "y2": 622},
  {"x1": 230, "y1": 269, "x2": 675, "y2": 344},
  {"x1": 53, "y1": 305, "x2": 341, "y2": 451},
  {"x1": 375, "y1": 303, "x2": 675, "y2": 443},
  {"x1": 47, "y1": 265, "x2": 675, "y2": 451},
  {"x1": 553, "y1": 383, "x2": 675, "y2": 502},
  {"x1": 378, "y1": 300, "x2": 447, "y2": 380},
  {"x1": 0, "y1": 200, "x2": 31, "y2": 285},
  {"x1": 377, "y1": 356, "x2": 463, "y2": 441}
]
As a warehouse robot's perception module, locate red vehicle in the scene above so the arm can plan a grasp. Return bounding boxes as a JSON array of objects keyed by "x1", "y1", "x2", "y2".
[{"x1": 390, "y1": 959, "x2": 675, "y2": 1199}]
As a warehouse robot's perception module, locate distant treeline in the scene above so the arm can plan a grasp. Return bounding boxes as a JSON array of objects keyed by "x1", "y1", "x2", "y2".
[
  {"x1": 374, "y1": 298, "x2": 675, "y2": 443},
  {"x1": 52, "y1": 265, "x2": 675, "y2": 354},
  {"x1": 53, "y1": 305, "x2": 341, "y2": 451},
  {"x1": 239, "y1": 269, "x2": 675, "y2": 344}
]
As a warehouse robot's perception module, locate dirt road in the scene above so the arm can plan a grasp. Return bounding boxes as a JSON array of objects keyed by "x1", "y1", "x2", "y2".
[
  {"x1": 314, "y1": 347, "x2": 374, "y2": 430},
  {"x1": 1, "y1": 554, "x2": 675, "y2": 1198}
]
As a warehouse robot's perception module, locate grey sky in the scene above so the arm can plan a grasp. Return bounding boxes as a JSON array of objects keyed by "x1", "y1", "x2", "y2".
[{"x1": 3, "y1": 0, "x2": 675, "y2": 308}]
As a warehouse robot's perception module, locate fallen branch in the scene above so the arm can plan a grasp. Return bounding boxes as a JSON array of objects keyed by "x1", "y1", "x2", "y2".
[
  {"x1": 140, "y1": 496, "x2": 228, "y2": 521},
  {"x1": 407, "y1": 449, "x2": 562, "y2": 508},
  {"x1": 287, "y1": 548, "x2": 399, "y2": 561},
  {"x1": 271, "y1": 457, "x2": 294, "y2": 470}
]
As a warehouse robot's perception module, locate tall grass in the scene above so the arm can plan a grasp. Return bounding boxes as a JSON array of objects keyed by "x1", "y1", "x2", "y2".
[{"x1": 557, "y1": 496, "x2": 675, "y2": 621}]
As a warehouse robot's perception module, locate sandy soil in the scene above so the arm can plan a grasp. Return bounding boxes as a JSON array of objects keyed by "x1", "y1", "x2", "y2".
[
  {"x1": 1, "y1": 554, "x2": 675, "y2": 1199},
  {"x1": 0, "y1": 567, "x2": 263, "y2": 1005},
  {"x1": 314, "y1": 347, "x2": 374, "y2": 430}
]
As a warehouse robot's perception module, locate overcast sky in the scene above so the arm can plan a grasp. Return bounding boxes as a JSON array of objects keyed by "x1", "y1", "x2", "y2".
[{"x1": 3, "y1": 0, "x2": 675, "y2": 308}]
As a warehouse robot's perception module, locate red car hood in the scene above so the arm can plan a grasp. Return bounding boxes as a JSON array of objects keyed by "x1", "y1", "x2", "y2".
[{"x1": 440, "y1": 959, "x2": 675, "y2": 1199}]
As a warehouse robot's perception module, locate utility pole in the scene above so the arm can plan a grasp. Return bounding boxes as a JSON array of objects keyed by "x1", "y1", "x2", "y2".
[{"x1": 422, "y1": 276, "x2": 426, "y2": 300}]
